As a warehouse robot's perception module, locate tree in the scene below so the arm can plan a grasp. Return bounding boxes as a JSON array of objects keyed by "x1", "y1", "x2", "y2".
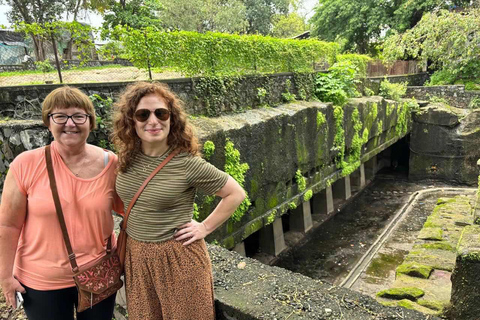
[
  {"x1": 310, "y1": 0, "x2": 473, "y2": 54},
  {"x1": 102, "y1": 0, "x2": 163, "y2": 35},
  {"x1": 271, "y1": 12, "x2": 307, "y2": 38},
  {"x1": 310, "y1": 0, "x2": 390, "y2": 54},
  {"x1": 243, "y1": 0, "x2": 290, "y2": 35},
  {"x1": 383, "y1": 9, "x2": 480, "y2": 84},
  {"x1": 157, "y1": 0, "x2": 248, "y2": 33},
  {"x1": 1, "y1": 0, "x2": 66, "y2": 60}
]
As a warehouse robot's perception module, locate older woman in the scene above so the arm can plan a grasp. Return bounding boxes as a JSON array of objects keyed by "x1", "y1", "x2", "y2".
[
  {"x1": 113, "y1": 81, "x2": 246, "y2": 320},
  {"x1": 0, "y1": 86, "x2": 123, "y2": 320}
]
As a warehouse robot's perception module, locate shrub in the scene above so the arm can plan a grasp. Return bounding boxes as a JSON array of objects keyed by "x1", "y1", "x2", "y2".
[
  {"x1": 379, "y1": 79, "x2": 407, "y2": 101},
  {"x1": 35, "y1": 60, "x2": 55, "y2": 73},
  {"x1": 315, "y1": 60, "x2": 360, "y2": 106}
]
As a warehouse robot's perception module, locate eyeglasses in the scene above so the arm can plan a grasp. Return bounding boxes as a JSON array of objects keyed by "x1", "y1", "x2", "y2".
[
  {"x1": 134, "y1": 108, "x2": 170, "y2": 122},
  {"x1": 48, "y1": 113, "x2": 90, "y2": 125}
]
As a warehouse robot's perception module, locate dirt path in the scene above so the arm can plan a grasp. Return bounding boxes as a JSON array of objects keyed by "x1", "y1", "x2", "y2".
[{"x1": 0, "y1": 67, "x2": 183, "y2": 87}]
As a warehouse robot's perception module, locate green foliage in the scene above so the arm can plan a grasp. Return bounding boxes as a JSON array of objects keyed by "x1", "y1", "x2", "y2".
[
  {"x1": 288, "y1": 202, "x2": 297, "y2": 210},
  {"x1": 114, "y1": 27, "x2": 339, "y2": 77},
  {"x1": 97, "y1": 41, "x2": 127, "y2": 60},
  {"x1": 310, "y1": 0, "x2": 390, "y2": 53},
  {"x1": 12, "y1": 21, "x2": 96, "y2": 64},
  {"x1": 157, "y1": 0, "x2": 248, "y2": 34},
  {"x1": 336, "y1": 54, "x2": 372, "y2": 78},
  {"x1": 34, "y1": 60, "x2": 55, "y2": 73},
  {"x1": 364, "y1": 87, "x2": 375, "y2": 97},
  {"x1": 192, "y1": 203, "x2": 200, "y2": 220},
  {"x1": 379, "y1": 79, "x2": 407, "y2": 101},
  {"x1": 383, "y1": 9, "x2": 480, "y2": 85},
  {"x1": 469, "y1": 97, "x2": 480, "y2": 110},
  {"x1": 203, "y1": 140, "x2": 215, "y2": 160},
  {"x1": 266, "y1": 210, "x2": 277, "y2": 225},
  {"x1": 316, "y1": 111, "x2": 326, "y2": 129},
  {"x1": 89, "y1": 94, "x2": 114, "y2": 150},
  {"x1": 244, "y1": 0, "x2": 289, "y2": 35},
  {"x1": 271, "y1": 12, "x2": 307, "y2": 38},
  {"x1": 303, "y1": 189, "x2": 313, "y2": 202},
  {"x1": 257, "y1": 87, "x2": 268, "y2": 105},
  {"x1": 314, "y1": 61, "x2": 360, "y2": 106},
  {"x1": 281, "y1": 79, "x2": 296, "y2": 102},
  {"x1": 102, "y1": 0, "x2": 163, "y2": 37},
  {"x1": 332, "y1": 106, "x2": 345, "y2": 168},
  {"x1": 224, "y1": 139, "x2": 251, "y2": 222},
  {"x1": 295, "y1": 169, "x2": 306, "y2": 192}
]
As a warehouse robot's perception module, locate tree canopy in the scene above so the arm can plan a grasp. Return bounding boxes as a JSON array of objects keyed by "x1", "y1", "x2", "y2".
[
  {"x1": 383, "y1": 8, "x2": 480, "y2": 84},
  {"x1": 310, "y1": 0, "x2": 473, "y2": 53}
]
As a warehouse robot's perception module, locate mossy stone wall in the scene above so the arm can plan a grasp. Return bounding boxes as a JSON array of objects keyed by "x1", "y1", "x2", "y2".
[{"x1": 409, "y1": 104, "x2": 480, "y2": 185}]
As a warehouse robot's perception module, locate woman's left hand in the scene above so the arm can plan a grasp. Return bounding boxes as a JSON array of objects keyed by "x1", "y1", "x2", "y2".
[{"x1": 174, "y1": 220, "x2": 209, "y2": 246}]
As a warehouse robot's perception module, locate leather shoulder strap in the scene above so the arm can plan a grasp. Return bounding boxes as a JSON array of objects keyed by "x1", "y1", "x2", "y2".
[
  {"x1": 45, "y1": 145, "x2": 80, "y2": 273},
  {"x1": 120, "y1": 149, "x2": 180, "y2": 231}
]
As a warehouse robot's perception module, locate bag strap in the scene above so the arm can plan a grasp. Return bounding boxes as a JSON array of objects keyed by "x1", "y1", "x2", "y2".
[
  {"x1": 120, "y1": 149, "x2": 179, "y2": 233},
  {"x1": 45, "y1": 145, "x2": 81, "y2": 272}
]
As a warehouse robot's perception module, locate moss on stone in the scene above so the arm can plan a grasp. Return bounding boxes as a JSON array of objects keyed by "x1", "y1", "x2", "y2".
[
  {"x1": 242, "y1": 219, "x2": 264, "y2": 239},
  {"x1": 303, "y1": 189, "x2": 313, "y2": 202},
  {"x1": 396, "y1": 262, "x2": 433, "y2": 279},
  {"x1": 397, "y1": 299, "x2": 417, "y2": 309},
  {"x1": 288, "y1": 202, "x2": 297, "y2": 210},
  {"x1": 366, "y1": 251, "x2": 406, "y2": 278},
  {"x1": 418, "y1": 227, "x2": 444, "y2": 241},
  {"x1": 377, "y1": 287, "x2": 425, "y2": 301},
  {"x1": 437, "y1": 197, "x2": 457, "y2": 205},
  {"x1": 417, "y1": 299, "x2": 444, "y2": 311},
  {"x1": 414, "y1": 242, "x2": 455, "y2": 252}
]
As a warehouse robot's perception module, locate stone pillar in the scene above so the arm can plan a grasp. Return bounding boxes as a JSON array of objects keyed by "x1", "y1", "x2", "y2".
[
  {"x1": 259, "y1": 218, "x2": 286, "y2": 256},
  {"x1": 233, "y1": 242, "x2": 246, "y2": 257},
  {"x1": 360, "y1": 163, "x2": 366, "y2": 187},
  {"x1": 333, "y1": 176, "x2": 351, "y2": 200},
  {"x1": 290, "y1": 200, "x2": 313, "y2": 233},
  {"x1": 365, "y1": 156, "x2": 377, "y2": 180},
  {"x1": 449, "y1": 225, "x2": 480, "y2": 320},
  {"x1": 312, "y1": 186, "x2": 334, "y2": 215}
]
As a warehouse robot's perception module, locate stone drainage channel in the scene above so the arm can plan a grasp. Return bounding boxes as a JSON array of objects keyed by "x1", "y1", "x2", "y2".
[{"x1": 274, "y1": 169, "x2": 476, "y2": 304}]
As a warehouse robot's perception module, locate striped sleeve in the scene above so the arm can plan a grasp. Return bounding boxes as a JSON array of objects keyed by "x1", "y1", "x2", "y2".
[{"x1": 184, "y1": 155, "x2": 229, "y2": 195}]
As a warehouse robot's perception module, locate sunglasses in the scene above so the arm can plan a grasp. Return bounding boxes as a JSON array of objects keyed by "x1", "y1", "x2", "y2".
[{"x1": 134, "y1": 108, "x2": 171, "y2": 122}]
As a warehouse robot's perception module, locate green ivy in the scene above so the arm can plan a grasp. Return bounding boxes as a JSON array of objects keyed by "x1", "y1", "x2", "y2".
[
  {"x1": 332, "y1": 106, "x2": 345, "y2": 169},
  {"x1": 203, "y1": 140, "x2": 215, "y2": 160},
  {"x1": 336, "y1": 54, "x2": 372, "y2": 78},
  {"x1": 315, "y1": 60, "x2": 360, "y2": 106},
  {"x1": 288, "y1": 202, "x2": 297, "y2": 210},
  {"x1": 281, "y1": 79, "x2": 296, "y2": 103},
  {"x1": 266, "y1": 210, "x2": 277, "y2": 225},
  {"x1": 115, "y1": 27, "x2": 339, "y2": 77},
  {"x1": 316, "y1": 111, "x2": 326, "y2": 129},
  {"x1": 303, "y1": 189, "x2": 313, "y2": 202},
  {"x1": 224, "y1": 139, "x2": 251, "y2": 222},
  {"x1": 379, "y1": 79, "x2": 407, "y2": 101},
  {"x1": 193, "y1": 203, "x2": 200, "y2": 220},
  {"x1": 295, "y1": 169, "x2": 307, "y2": 192}
]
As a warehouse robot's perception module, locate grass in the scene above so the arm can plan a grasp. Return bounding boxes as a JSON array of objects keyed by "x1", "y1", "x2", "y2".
[{"x1": 0, "y1": 64, "x2": 128, "y2": 77}]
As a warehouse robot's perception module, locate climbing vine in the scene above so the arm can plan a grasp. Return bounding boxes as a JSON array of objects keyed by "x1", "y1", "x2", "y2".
[
  {"x1": 316, "y1": 111, "x2": 326, "y2": 129},
  {"x1": 295, "y1": 169, "x2": 307, "y2": 192},
  {"x1": 303, "y1": 189, "x2": 313, "y2": 202},
  {"x1": 332, "y1": 106, "x2": 345, "y2": 169},
  {"x1": 224, "y1": 139, "x2": 251, "y2": 222},
  {"x1": 203, "y1": 140, "x2": 215, "y2": 160}
]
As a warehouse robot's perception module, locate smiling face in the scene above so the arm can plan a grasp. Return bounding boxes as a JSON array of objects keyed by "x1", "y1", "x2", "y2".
[
  {"x1": 134, "y1": 94, "x2": 171, "y2": 150},
  {"x1": 48, "y1": 107, "x2": 91, "y2": 148}
]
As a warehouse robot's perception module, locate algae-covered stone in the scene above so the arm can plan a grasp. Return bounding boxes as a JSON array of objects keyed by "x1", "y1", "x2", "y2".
[
  {"x1": 417, "y1": 299, "x2": 444, "y2": 311},
  {"x1": 396, "y1": 262, "x2": 433, "y2": 279},
  {"x1": 413, "y1": 241, "x2": 455, "y2": 252},
  {"x1": 406, "y1": 248, "x2": 456, "y2": 271},
  {"x1": 377, "y1": 287, "x2": 425, "y2": 301},
  {"x1": 418, "y1": 227, "x2": 443, "y2": 241}
]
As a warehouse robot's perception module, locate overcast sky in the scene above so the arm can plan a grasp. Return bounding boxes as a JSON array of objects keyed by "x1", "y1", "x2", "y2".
[{"x1": 0, "y1": 1, "x2": 318, "y2": 29}]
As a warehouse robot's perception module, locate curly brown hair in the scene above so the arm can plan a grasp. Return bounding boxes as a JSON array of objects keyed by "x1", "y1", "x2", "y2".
[{"x1": 112, "y1": 82, "x2": 198, "y2": 172}]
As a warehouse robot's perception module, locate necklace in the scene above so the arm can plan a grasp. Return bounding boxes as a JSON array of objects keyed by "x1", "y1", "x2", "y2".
[
  {"x1": 138, "y1": 148, "x2": 170, "y2": 173},
  {"x1": 141, "y1": 155, "x2": 162, "y2": 173},
  {"x1": 63, "y1": 152, "x2": 88, "y2": 177}
]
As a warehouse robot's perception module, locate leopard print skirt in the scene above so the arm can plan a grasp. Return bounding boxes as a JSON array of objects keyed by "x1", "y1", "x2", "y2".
[{"x1": 124, "y1": 237, "x2": 215, "y2": 320}]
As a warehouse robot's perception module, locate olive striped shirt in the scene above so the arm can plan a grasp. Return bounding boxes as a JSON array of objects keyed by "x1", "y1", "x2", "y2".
[{"x1": 116, "y1": 149, "x2": 229, "y2": 242}]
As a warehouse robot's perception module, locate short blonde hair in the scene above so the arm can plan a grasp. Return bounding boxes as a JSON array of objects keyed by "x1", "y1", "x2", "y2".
[{"x1": 42, "y1": 86, "x2": 97, "y2": 130}]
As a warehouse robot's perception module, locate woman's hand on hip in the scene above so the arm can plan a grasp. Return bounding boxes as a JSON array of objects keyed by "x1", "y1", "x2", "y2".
[
  {"x1": 174, "y1": 220, "x2": 208, "y2": 246},
  {"x1": 0, "y1": 276, "x2": 25, "y2": 308}
]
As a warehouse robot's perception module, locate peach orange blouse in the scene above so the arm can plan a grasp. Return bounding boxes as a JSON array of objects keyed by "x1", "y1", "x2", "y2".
[{"x1": 9, "y1": 142, "x2": 124, "y2": 290}]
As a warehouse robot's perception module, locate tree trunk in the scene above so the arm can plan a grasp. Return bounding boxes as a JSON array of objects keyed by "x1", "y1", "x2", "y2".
[{"x1": 31, "y1": 33, "x2": 46, "y2": 61}]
